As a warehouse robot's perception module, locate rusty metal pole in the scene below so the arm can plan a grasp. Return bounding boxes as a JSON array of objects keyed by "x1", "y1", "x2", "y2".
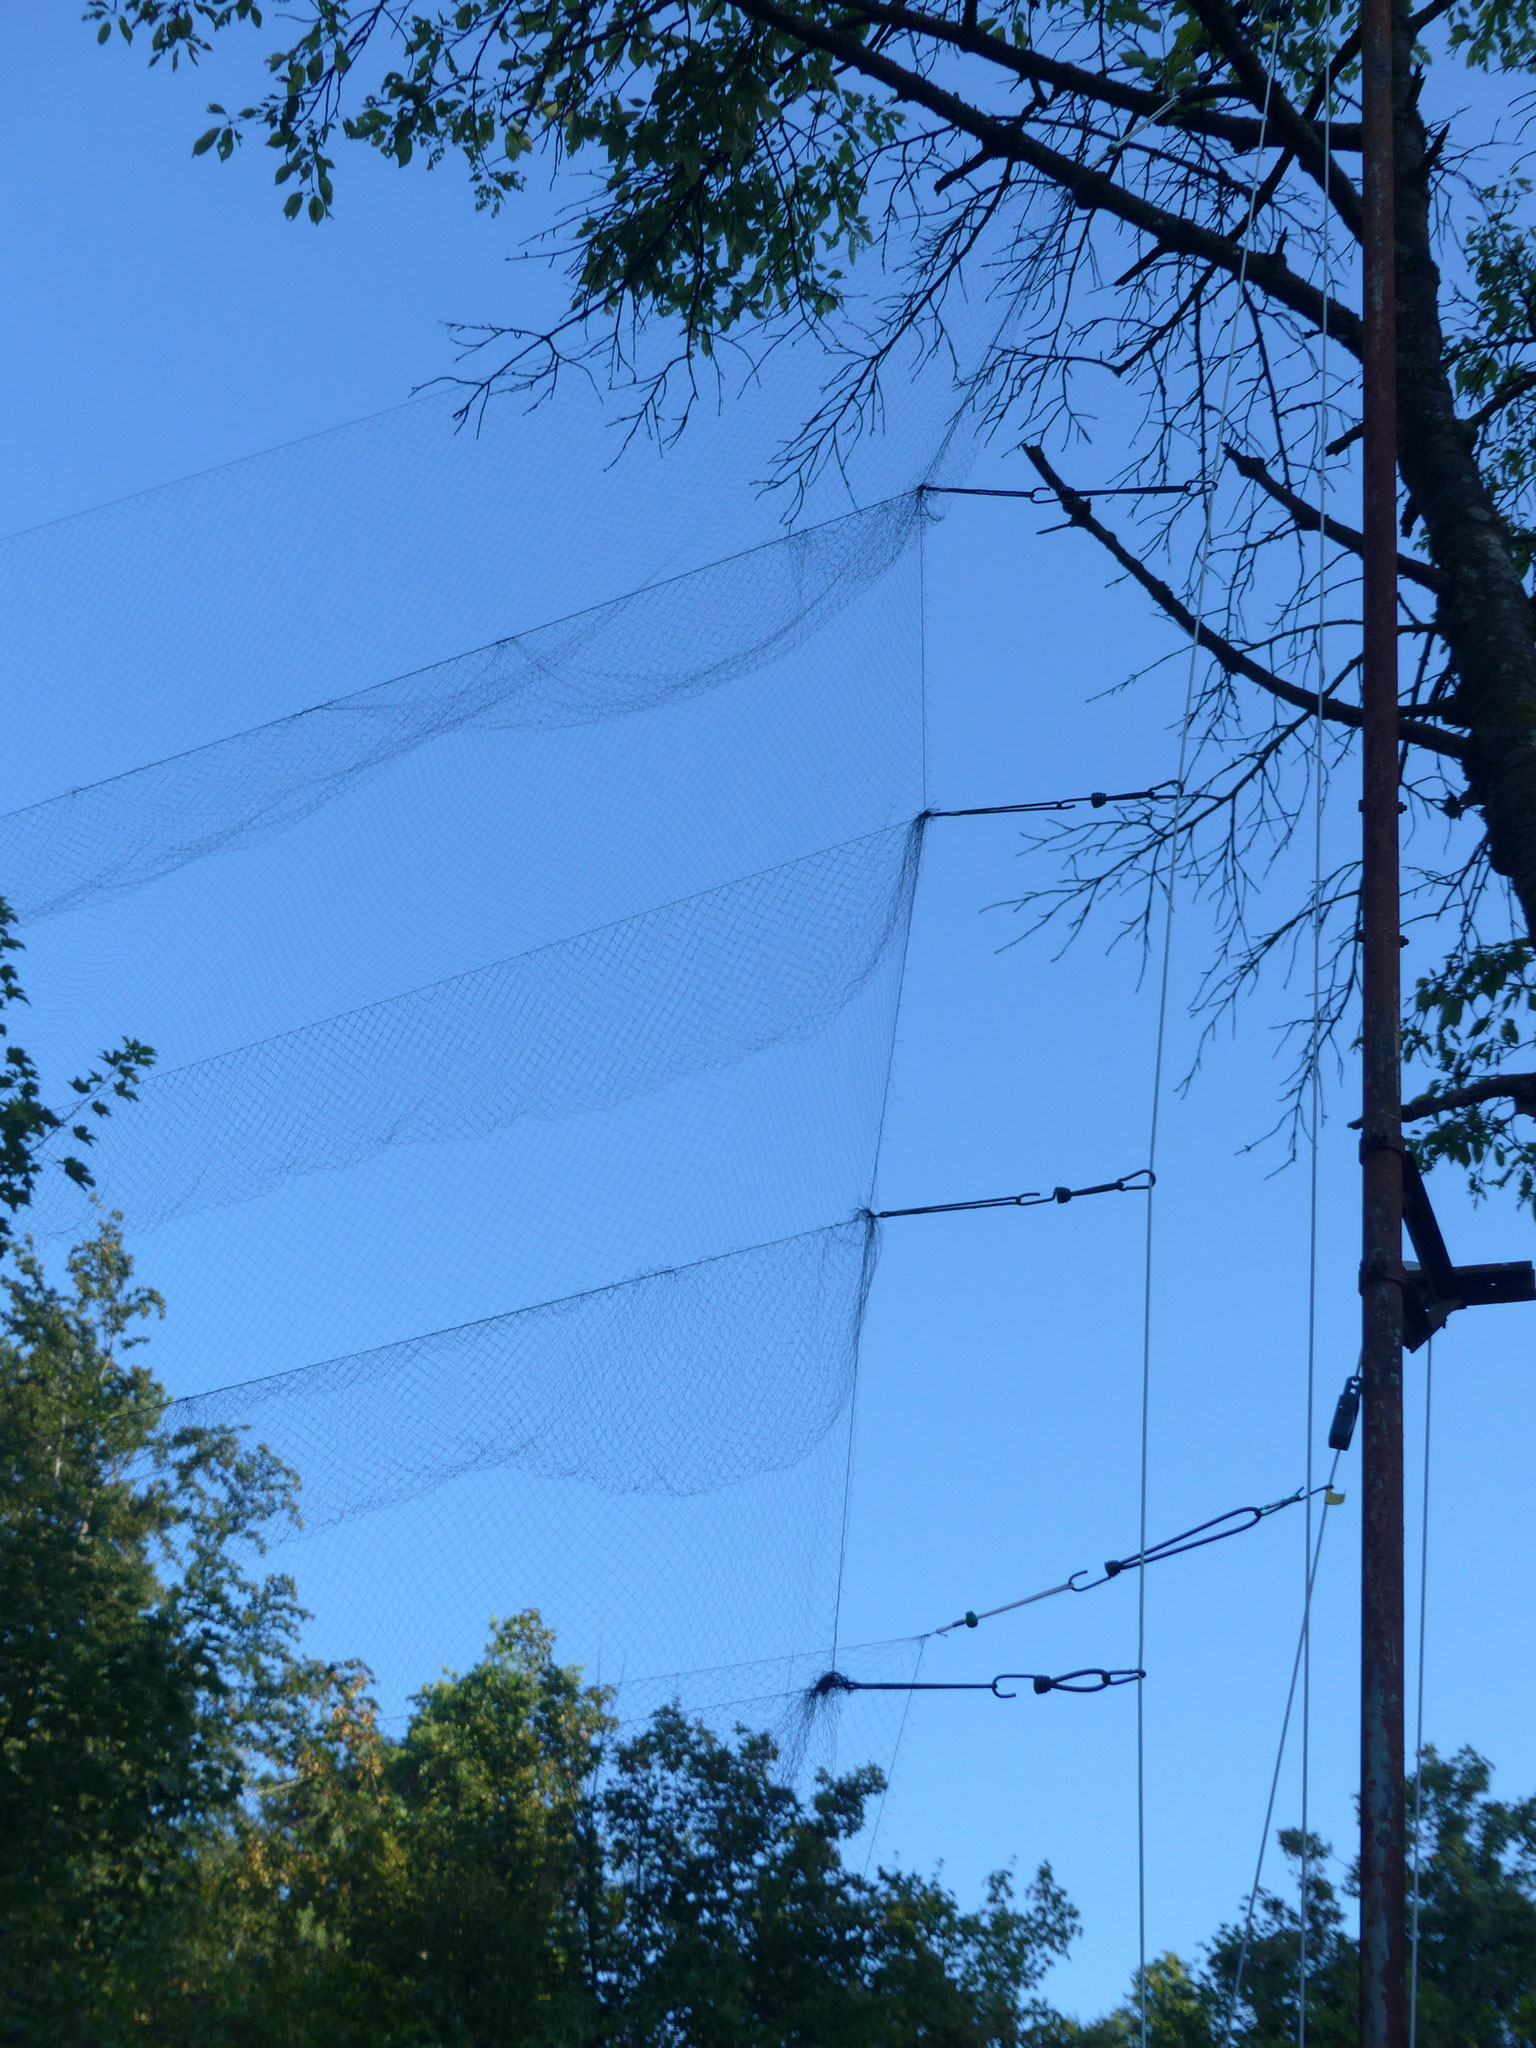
[{"x1": 1359, "y1": 0, "x2": 1407, "y2": 2035}]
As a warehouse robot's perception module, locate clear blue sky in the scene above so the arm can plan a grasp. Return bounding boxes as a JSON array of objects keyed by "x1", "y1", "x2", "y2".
[{"x1": 6, "y1": 4, "x2": 1536, "y2": 2020}]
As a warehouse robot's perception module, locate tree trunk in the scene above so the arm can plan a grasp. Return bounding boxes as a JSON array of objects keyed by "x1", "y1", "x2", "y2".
[{"x1": 1391, "y1": 20, "x2": 1536, "y2": 935}]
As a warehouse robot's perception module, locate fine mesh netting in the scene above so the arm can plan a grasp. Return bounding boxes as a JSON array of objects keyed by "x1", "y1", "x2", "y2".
[
  {"x1": 170, "y1": 1220, "x2": 876, "y2": 1531},
  {"x1": 0, "y1": 497, "x2": 921, "y2": 924},
  {"x1": 32, "y1": 827, "x2": 921, "y2": 1240},
  {"x1": 2, "y1": 381, "x2": 945, "y2": 1749}
]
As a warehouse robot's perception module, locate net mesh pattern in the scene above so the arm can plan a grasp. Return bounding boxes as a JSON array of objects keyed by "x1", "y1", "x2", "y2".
[
  {"x1": 171, "y1": 1219, "x2": 876, "y2": 1531},
  {"x1": 34, "y1": 827, "x2": 920, "y2": 1239},
  {"x1": 0, "y1": 496, "x2": 921, "y2": 923},
  {"x1": 7, "y1": 412, "x2": 937, "y2": 1746}
]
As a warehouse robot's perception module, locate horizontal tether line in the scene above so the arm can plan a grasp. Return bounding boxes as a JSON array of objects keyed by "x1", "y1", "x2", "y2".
[
  {"x1": 935, "y1": 1481, "x2": 1342, "y2": 1636},
  {"x1": 811, "y1": 1666, "x2": 1144, "y2": 1698},
  {"x1": 927, "y1": 780, "x2": 1180, "y2": 817},
  {"x1": 919, "y1": 484, "x2": 1196, "y2": 505},
  {"x1": 872, "y1": 1169, "x2": 1153, "y2": 1219}
]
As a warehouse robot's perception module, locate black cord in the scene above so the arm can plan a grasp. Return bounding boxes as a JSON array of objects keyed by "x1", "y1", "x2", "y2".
[
  {"x1": 873, "y1": 1170, "x2": 1153, "y2": 1220},
  {"x1": 810, "y1": 1666, "x2": 1144, "y2": 1700},
  {"x1": 927, "y1": 780, "x2": 1181, "y2": 818},
  {"x1": 919, "y1": 485, "x2": 1196, "y2": 505}
]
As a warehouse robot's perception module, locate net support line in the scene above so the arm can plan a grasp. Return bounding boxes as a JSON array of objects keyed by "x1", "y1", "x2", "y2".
[
  {"x1": 1135, "y1": 33, "x2": 1287, "y2": 2043},
  {"x1": 1222, "y1": 1453, "x2": 1346, "y2": 2043},
  {"x1": 1408, "y1": 1337, "x2": 1433, "y2": 2048},
  {"x1": 1302, "y1": 33, "x2": 1338, "y2": 2046}
]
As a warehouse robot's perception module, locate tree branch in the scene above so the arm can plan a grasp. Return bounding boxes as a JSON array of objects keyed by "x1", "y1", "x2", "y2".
[
  {"x1": 1401, "y1": 1073, "x2": 1536, "y2": 1119},
  {"x1": 1462, "y1": 367, "x2": 1536, "y2": 435},
  {"x1": 1225, "y1": 445, "x2": 1449, "y2": 592},
  {"x1": 1022, "y1": 443, "x2": 1467, "y2": 759},
  {"x1": 729, "y1": 0, "x2": 1365, "y2": 354},
  {"x1": 1179, "y1": 0, "x2": 1363, "y2": 240},
  {"x1": 838, "y1": 0, "x2": 1363, "y2": 156}
]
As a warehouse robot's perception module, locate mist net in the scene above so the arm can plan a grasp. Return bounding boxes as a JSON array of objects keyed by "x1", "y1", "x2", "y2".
[
  {"x1": 0, "y1": 496, "x2": 922, "y2": 924},
  {"x1": 3, "y1": 429, "x2": 932, "y2": 1750}
]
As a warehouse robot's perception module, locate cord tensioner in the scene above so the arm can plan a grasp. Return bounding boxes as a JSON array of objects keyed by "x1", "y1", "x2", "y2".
[
  {"x1": 873, "y1": 1169, "x2": 1153, "y2": 1221},
  {"x1": 810, "y1": 1666, "x2": 1144, "y2": 1701}
]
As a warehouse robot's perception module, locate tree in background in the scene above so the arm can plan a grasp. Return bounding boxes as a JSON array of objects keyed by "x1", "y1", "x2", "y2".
[
  {"x1": 92, "y1": 0, "x2": 1536, "y2": 1188},
  {"x1": 0, "y1": 1222, "x2": 332, "y2": 2037},
  {"x1": 599, "y1": 1702, "x2": 1076, "y2": 2045},
  {"x1": 0, "y1": 895, "x2": 151, "y2": 1253},
  {"x1": 140, "y1": 1633, "x2": 1074, "y2": 2046},
  {"x1": 1068, "y1": 1746, "x2": 1536, "y2": 2048},
  {"x1": 165, "y1": 1613, "x2": 612, "y2": 2044},
  {"x1": 0, "y1": 900, "x2": 322, "y2": 2041}
]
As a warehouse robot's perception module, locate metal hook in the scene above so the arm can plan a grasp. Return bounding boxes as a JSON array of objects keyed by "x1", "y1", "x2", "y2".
[{"x1": 993, "y1": 1668, "x2": 1145, "y2": 1696}]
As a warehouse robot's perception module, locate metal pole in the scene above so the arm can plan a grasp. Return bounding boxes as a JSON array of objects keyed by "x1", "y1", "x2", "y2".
[{"x1": 1359, "y1": 0, "x2": 1407, "y2": 2035}]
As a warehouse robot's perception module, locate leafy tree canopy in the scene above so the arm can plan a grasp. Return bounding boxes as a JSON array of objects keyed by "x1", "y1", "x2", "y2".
[
  {"x1": 0, "y1": 1220, "x2": 329, "y2": 2038},
  {"x1": 1065, "y1": 1748, "x2": 1536, "y2": 2048},
  {"x1": 0, "y1": 895, "x2": 151, "y2": 1252}
]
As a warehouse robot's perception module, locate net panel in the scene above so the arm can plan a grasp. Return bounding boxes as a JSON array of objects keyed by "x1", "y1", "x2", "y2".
[
  {"x1": 173, "y1": 1219, "x2": 875, "y2": 1530},
  {"x1": 33, "y1": 827, "x2": 921, "y2": 1241},
  {"x1": 7, "y1": 400, "x2": 940, "y2": 1746},
  {"x1": 0, "y1": 497, "x2": 921, "y2": 924}
]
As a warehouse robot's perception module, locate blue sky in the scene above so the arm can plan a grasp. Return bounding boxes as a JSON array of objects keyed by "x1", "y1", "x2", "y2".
[{"x1": 6, "y1": 3, "x2": 1536, "y2": 2020}]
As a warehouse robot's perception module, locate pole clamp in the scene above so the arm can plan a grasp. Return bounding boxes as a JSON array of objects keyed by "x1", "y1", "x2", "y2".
[
  {"x1": 1358, "y1": 1128, "x2": 1406, "y2": 1161},
  {"x1": 1359, "y1": 1249, "x2": 1409, "y2": 1293}
]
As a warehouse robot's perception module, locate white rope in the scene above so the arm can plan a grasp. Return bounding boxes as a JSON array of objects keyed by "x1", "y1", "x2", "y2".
[
  {"x1": 864, "y1": 1636, "x2": 927, "y2": 1877},
  {"x1": 1301, "y1": 34, "x2": 1338, "y2": 2045},
  {"x1": 1223, "y1": 1454, "x2": 1346, "y2": 2041},
  {"x1": 1136, "y1": 32, "x2": 1286, "y2": 2044},
  {"x1": 1409, "y1": 1336, "x2": 1433, "y2": 2048}
]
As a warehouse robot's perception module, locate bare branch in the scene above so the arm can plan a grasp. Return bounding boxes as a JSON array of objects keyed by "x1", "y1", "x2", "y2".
[
  {"x1": 1225, "y1": 446, "x2": 1450, "y2": 593},
  {"x1": 1021, "y1": 445, "x2": 1468, "y2": 760},
  {"x1": 1179, "y1": 0, "x2": 1363, "y2": 239}
]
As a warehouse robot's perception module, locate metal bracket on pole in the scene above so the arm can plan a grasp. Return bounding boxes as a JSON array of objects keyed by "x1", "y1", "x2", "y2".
[{"x1": 1396, "y1": 1150, "x2": 1536, "y2": 1348}]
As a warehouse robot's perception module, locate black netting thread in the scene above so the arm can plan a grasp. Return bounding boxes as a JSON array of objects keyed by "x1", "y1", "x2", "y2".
[
  {"x1": 169, "y1": 1218, "x2": 879, "y2": 1530},
  {"x1": 0, "y1": 496, "x2": 922, "y2": 921},
  {"x1": 36, "y1": 825, "x2": 922, "y2": 1236}
]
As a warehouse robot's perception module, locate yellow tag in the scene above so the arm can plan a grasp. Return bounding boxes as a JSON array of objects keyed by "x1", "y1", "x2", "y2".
[{"x1": 1326, "y1": 1488, "x2": 1346, "y2": 1507}]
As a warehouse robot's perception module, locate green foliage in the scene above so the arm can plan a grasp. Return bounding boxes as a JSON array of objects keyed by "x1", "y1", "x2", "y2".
[
  {"x1": 144, "y1": 1613, "x2": 610, "y2": 2043},
  {"x1": 1402, "y1": 941, "x2": 1536, "y2": 1208},
  {"x1": 92, "y1": 0, "x2": 897, "y2": 348},
  {"x1": 1062, "y1": 1752, "x2": 1536, "y2": 2048},
  {"x1": 0, "y1": 1219, "x2": 321, "y2": 2038},
  {"x1": 1409, "y1": 1746, "x2": 1536, "y2": 2048},
  {"x1": 87, "y1": 1628, "x2": 1072, "y2": 2044},
  {"x1": 1452, "y1": 187, "x2": 1536, "y2": 579},
  {"x1": 601, "y1": 1703, "x2": 1077, "y2": 2044},
  {"x1": 0, "y1": 894, "x2": 153, "y2": 1250}
]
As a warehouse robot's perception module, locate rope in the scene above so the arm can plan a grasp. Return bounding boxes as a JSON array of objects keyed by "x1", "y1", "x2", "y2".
[
  {"x1": 873, "y1": 1170, "x2": 1153, "y2": 1219},
  {"x1": 919, "y1": 484, "x2": 1196, "y2": 504},
  {"x1": 1134, "y1": 31, "x2": 1287, "y2": 2034},
  {"x1": 1301, "y1": 36, "x2": 1337, "y2": 2043},
  {"x1": 934, "y1": 1481, "x2": 1334, "y2": 1634},
  {"x1": 812, "y1": 1666, "x2": 1144, "y2": 1698},
  {"x1": 1409, "y1": 1336, "x2": 1433, "y2": 2048},
  {"x1": 1222, "y1": 1452, "x2": 1346, "y2": 2043},
  {"x1": 927, "y1": 782, "x2": 1180, "y2": 818}
]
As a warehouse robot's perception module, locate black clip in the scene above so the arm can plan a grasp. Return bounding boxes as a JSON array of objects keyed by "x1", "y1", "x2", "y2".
[{"x1": 1328, "y1": 1374, "x2": 1363, "y2": 1452}]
